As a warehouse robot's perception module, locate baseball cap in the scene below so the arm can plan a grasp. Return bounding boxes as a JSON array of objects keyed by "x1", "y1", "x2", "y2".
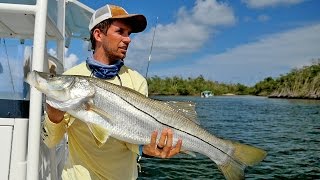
[{"x1": 89, "y1": 4, "x2": 147, "y2": 33}]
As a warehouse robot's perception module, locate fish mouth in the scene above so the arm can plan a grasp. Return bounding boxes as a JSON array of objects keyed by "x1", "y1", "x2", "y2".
[
  {"x1": 36, "y1": 71, "x2": 75, "y2": 91},
  {"x1": 25, "y1": 70, "x2": 55, "y2": 92},
  {"x1": 25, "y1": 70, "x2": 77, "y2": 102},
  {"x1": 26, "y1": 70, "x2": 74, "y2": 92},
  {"x1": 25, "y1": 71, "x2": 38, "y2": 87}
]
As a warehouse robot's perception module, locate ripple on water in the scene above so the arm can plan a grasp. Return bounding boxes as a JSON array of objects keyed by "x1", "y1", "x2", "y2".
[{"x1": 139, "y1": 96, "x2": 320, "y2": 179}]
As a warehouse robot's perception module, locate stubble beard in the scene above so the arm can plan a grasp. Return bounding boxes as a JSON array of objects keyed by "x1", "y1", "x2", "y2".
[{"x1": 104, "y1": 46, "x2": 126, "y2": 63}]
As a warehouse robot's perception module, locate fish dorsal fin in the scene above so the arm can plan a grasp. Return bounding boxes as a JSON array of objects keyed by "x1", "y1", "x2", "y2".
[
  {"x1": 86, "y1": 102, "x2": 114, "y2": 123},
  {"x1": 165, "y1": 101, "x2": 200, "y2": 125}
]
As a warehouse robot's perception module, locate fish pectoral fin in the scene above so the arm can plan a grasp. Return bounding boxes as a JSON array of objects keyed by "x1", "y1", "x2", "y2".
[
  {"x1": 85, "y1": 102, "x2": 114, "y2": 123},
  {"x1": 84, "y1": 101, "x2": 113, "y2": 147},
  {"x1": 87, "y1": 123, "x2": 110, "y2": 147}
]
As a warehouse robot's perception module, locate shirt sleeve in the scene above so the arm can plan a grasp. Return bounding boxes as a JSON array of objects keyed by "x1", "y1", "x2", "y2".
[
  {"x1": 137, "y1": 78, "x2": 148, "y2": 97},
  {"x1": 42, "y1": 113, "x2": 73, "y2": 148}
]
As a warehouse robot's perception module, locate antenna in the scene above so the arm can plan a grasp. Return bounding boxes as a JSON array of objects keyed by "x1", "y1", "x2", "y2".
[
  {"x1": 145, "y1": 17, "x2": 158, "y2": 79},
  {"x1": 3, "y1": 39, "x2": 16, "y2": 96}
]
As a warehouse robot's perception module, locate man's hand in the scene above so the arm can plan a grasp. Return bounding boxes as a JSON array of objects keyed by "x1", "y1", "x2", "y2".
[
  {"x1": 142, "y1": 128, "x2": 182, "y2": 158},
  {"x1": 46, "y1": 103, "x2": 65, "y2": 123}
]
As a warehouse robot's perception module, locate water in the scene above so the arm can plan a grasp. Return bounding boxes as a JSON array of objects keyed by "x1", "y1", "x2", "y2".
[{"x1": 138, "y1": 95, "x2": 320, "y2": 180}]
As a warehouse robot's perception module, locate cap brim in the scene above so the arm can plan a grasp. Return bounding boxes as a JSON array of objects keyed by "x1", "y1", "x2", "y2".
[{"x1": 111, "y1": 14, "x2": 147, "y2": 33}]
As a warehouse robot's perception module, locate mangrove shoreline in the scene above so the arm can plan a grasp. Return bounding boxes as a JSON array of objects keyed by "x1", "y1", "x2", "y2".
[{"x1": 147, "y1": 59, "x2": 320, "y2": 100}]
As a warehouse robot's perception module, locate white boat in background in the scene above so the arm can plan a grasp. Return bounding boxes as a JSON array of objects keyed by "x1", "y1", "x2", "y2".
[
  {"x1": 200, "y1": 90, "x2": 214, "y2": 98},
  {"x1": 0, "y1": 0, "x2": 94, "y2": 179}
]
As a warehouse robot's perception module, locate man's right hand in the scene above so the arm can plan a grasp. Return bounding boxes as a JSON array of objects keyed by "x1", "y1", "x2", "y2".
[{"x1": 46, "y1": 104, "x2": 65, "y2": 123}]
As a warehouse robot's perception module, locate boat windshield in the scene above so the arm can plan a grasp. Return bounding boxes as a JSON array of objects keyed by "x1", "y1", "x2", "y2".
[{"x1": 0, "y1": 41, "x2": 31, "y2": 118}]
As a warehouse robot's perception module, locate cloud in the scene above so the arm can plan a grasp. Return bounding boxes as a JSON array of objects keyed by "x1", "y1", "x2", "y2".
[
  {"x1": 125, "y1": 0, "x2": 236, "y2": 72},
  {"x1": 64, "y1": 53, "x2": 79, "y2": 70},
  {"x1": 242, "y1": 0, "x2": 306, "y2": 8},
  {"x1": 48, "y1": 48, "x2": 79, "y2": 70},
  {"x1": 149, "y1": 23, "x2": 320, "y2": 85},
  {"x1": 48, "y1": 48, "x2": 57, "y2": 57}
]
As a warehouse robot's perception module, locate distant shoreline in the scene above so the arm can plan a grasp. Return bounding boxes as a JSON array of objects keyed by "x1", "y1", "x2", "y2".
[
  {"x1": 268, "y1": 95, "x2": 320, "y2": 100},
  {"x1": 150, "y1": 94, "x2": 320, "y2": 100}
]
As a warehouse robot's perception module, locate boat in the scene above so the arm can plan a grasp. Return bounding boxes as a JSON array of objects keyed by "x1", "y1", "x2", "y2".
[
  {"x1": 0, "y1": 0, "x2": 94, "y2": 179},
  {"x1": 200, "y1": 90, "x2": 214, "y2": 98}
]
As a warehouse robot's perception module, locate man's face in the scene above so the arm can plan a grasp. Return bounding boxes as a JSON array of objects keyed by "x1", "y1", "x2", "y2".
[{"x1": 102, "y1": 20, "x2": 132, "y2": 61}]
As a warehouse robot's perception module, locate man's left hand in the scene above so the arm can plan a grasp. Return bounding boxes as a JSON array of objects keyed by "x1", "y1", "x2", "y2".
[{"x1": 142, "y1": 128, "x2": 182, "y2": 158}]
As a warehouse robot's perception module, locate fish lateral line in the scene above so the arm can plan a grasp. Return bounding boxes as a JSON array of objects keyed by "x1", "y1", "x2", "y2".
[{"x1": 103, "y1": 88, "x2": 238, "y2": 161}]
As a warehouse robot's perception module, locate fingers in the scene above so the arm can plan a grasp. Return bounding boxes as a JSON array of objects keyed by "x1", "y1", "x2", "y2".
[
  {"x1": 143, "y1": 128, "x2": 182, "y2": 158},
  {"x1": 168, "y1": 138, "x2": 182, "y2": 158},
  {"x1": 143, "y1": 130, "x2": 161, "y2": 156},
  {"x1": 157, "y1": 128, "x2": 181, "y2": 158},
  {"x1": 46, "y1": 103, "x2": 65, "y2": 123},
  {"x1": 157, "y1": 128, "x2": 168, "y2": 149},
  {"x1": 160, "y1": 129, "x2": 173, "y2": 158},
  {"x1": 149, "y1": 130, "x2": 158, "y2": 148}
]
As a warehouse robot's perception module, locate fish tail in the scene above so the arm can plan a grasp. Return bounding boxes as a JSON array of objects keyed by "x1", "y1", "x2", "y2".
[
  {"x1": 217, "y1": 160, "x2": 245, "y2": 180},
  {"x1": 215, "y1": 140, "x2": 267, "y2": 180}
]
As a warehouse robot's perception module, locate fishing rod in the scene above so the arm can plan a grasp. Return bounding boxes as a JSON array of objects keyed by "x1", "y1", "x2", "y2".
[
  {"x1": 2, "y1": 38, "x2": 16, "y2": 96},
  {"x1": 145, "y1": 17, "x2": 158, "y2": 79}
]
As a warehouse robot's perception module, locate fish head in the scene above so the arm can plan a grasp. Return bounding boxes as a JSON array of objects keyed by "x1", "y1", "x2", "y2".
[{"x1": 26, "y1": 70, "x2": 95, "y2": 102}]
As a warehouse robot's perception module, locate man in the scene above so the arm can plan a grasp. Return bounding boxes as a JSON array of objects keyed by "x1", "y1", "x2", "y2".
[{"x1": 43, "y1": 4, "x2": 182, "y2": 180}]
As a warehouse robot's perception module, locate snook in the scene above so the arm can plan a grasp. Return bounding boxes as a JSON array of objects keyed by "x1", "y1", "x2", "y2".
[{"x1": 26, "y1": 70, "x2": 267, "y2": 180}]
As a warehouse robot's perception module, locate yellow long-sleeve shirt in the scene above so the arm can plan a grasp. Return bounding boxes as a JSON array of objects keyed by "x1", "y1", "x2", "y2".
[{"x1": 42, "y1": 62, "x2": 148, "y2": 180}]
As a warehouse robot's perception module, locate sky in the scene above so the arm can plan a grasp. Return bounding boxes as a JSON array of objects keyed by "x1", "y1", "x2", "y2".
[
  {"x1": 1, "y1": 0, "x2": 320, "y2": 93},
  {"x1": 69, "y1": 0, "x2": 320, "y2": 86}
]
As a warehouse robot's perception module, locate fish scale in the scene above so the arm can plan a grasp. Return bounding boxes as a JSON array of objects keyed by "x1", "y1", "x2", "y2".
[
  {"x1": 90, "y1": 77, "x2": 232, "y2": 158},
  {"x1": 92, "y1": 79, "x2": 213, "y2": 147},
  {"x1": 26, "y1": 70, "x2": 267, "y2": 180}
]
